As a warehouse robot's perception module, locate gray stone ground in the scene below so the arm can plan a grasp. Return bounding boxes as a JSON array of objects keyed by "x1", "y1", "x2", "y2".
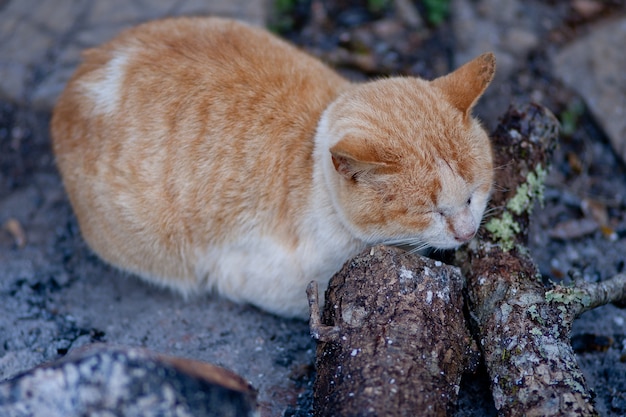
[
  {"x1": 0, "y1": 0, "x2": 267, "y2": 109},
  {"x1": 2, "y1": 0, "x2": 626, "y2": 415}
]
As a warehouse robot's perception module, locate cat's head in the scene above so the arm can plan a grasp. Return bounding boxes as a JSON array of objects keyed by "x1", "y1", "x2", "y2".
[{"x1": 318, "y1": 53, "x2": 496, "y2": 250}]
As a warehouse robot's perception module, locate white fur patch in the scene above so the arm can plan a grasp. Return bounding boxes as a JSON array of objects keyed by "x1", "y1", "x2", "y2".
[
  {"x1": 194, "y1": 231, "x2": 360, "y2": 318},
  {"x1": 79, "y1": 51, "x2": 129, "y2": 115}
]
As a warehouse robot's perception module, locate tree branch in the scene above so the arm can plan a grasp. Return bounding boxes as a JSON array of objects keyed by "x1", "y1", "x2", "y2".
[
  {"x1": 457, "y1": 103, "x2": 600, "y2": 416},
  {"x1": 547, "y1": 273, "x2": 626, "y2": 318}
]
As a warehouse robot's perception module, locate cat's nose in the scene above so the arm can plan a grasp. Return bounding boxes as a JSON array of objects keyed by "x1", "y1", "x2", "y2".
[
  {"x1": 452, "y1": 209, "x2": 476, "y2": 243},
  {"x1": 454, "y1": 229, "x2": 475, "y2": 243}
]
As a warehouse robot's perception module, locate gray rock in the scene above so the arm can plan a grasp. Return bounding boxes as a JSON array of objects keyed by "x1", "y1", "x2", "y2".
[
  {"x1": 0, "y1": 344, "x2": 259, "y2": 417},
  {"x1": 552, "y1": 18, "x2": 626, "y2": 165}
]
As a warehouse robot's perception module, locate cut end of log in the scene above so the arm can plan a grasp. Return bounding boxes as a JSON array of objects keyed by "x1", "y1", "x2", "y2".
[{"x1": 312, "y1": 246, "x2": 470, "y2": 416}]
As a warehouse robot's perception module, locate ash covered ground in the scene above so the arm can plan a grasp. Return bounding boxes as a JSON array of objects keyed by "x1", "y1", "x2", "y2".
[{"x1": 1, "y1": 1, "x2": 626, "y2": 415}]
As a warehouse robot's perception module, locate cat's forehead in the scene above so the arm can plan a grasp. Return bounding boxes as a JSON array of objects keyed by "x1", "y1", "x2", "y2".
[
  {"x1": 400, "y1": 149, "x2": 491, "y2": 209},
  {"x1": 433, "y1": 149, "x2": 493, "y2": 205},
  {"x1": 357, "y1": 78, "x2": 450, "y2": 117},
  {"x1": 328, "y1": 78, "x2": 466, "y2": 149},
  {"x1": 436, "y1": 159, "x2": 472, "y2": 201}
]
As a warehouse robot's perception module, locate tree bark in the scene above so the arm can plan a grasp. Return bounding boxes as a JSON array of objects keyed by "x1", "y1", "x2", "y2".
[
  {"x1": 308, "y1": 247, "x2": 473, "y2": 417},
  {"x1": 456, "y1": 103, "x2": 600, "y2": 416}
]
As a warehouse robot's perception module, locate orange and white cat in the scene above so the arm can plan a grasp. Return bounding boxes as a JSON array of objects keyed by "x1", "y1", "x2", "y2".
[{"x1": 51, "y1": 17, "x2": 495, "y2": 318}]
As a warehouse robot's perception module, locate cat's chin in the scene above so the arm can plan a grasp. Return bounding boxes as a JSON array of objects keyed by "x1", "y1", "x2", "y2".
[
  {"x1": 425, "y1": 238, "x2": 472, "y2": 251},
  {"x1": 385, "y1": 238, "x2": 465, "y2": 254}
]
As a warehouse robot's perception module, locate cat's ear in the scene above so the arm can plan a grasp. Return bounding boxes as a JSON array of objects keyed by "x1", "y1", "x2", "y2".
[
  {"x1": 330, "y1": 136, "x2": 392, "y2": 181},
  {"x1": 431, "y1": 52, "x2": 496, "y2": 118}
]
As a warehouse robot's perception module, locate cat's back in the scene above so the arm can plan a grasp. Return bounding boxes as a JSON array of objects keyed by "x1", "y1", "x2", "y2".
[
  {"x1": 53, "y1": 17, "x2": 346, "y2": 129},
  {"x1": 51, "y1": 17, "x2": 349, "y2": 286}
]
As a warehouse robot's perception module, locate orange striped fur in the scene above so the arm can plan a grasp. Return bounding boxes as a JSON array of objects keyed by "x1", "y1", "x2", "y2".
[{"x1": 51, "y1": 17, "x2": 495, "y2": 317}]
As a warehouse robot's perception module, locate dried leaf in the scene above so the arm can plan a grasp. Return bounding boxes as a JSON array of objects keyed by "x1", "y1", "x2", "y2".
[
  {"x1": 549, "y1": 217, "x2": 598, "y2": 240},
  {"x1": 3, "y1": 218, "x2": 26, "y2": 248},
  {"x1": 581, "y1": 198, "x2": 609, "y2": 226}
]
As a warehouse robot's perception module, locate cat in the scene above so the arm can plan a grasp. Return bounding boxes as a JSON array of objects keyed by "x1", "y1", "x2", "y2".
[{"x1": 51, "y1": 16, "x2": 495, "y2": 318}]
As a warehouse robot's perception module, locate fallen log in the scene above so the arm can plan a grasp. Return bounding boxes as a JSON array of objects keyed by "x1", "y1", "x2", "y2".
[
  {"x1": 456, "y1": 103, "x2": 626, "y2": 416},
  {"x1": 308, "y1": 248, "x2": 473, "y2": 416}
]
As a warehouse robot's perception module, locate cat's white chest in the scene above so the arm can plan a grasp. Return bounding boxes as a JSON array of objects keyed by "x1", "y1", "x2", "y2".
[{"x1": 194, "y1": 221, "x2": 364, "y2": 318}]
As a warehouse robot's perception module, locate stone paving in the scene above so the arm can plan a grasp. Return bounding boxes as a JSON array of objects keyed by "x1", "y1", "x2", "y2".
[{"x1": 0, "y1": 0, "x2": 268, "y2": 109}]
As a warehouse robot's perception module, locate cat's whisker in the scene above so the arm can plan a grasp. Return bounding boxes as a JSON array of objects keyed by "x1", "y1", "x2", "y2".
[
  {"x1": 482, "y1": 205, "x2": 505, "y2": 219},
  {"x1": 407, "y1": 244, "x2": 430, "y2": 254},
  {"x1": 490, "y1": 183, "x2": 509, "y2": 193},
  {"x1": 480, "y1": 215, "x2": 494, "y2": 227},
  {"x1": 382, "y1": 237, "x2": 429, "y2": 252},
  {"x1": 494, "y1": 162, "x2": 514, "y2": 172},
  {"x1": 475, "y1": 228, "x2": 489, "y2": 240}
]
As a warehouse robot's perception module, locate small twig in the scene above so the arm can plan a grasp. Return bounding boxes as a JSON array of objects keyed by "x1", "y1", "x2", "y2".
[
  {"x1": 547, "y1": 273, "x2": 626, "y2": 318},
  {"x1": 3, "y1": 218, "x2": 26, "y2": 248},
  {"x1": 306, "y1": 281, "x2": 340, "y2": 343}
]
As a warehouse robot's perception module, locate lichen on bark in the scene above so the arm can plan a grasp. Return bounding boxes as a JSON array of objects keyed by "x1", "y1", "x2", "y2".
[{"x1": 457, "y1": 103, "x2": 602, "y2": 416}]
